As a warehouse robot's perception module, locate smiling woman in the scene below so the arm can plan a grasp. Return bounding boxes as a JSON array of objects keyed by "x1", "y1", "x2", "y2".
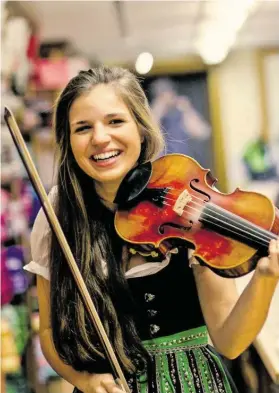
[
  {"x1": 69, "y1": 84, "x2": 143, "y2": 200},
  {"x1": 23, "y1": 66, "x2": 279, "y2": 393}
]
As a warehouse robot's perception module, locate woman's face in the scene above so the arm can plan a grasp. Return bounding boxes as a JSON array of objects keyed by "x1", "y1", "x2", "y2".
[{"x1": 69, "y1": 84, "x2": 142, "y2": 199}]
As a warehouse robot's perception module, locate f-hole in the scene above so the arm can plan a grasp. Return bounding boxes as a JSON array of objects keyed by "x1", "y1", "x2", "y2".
[
  {"x1": 158, "y1": 221, "x2": 193, "y2": 235},
  {"x1": 190, "y1": 179, "x2": 211, "y2": 202}
]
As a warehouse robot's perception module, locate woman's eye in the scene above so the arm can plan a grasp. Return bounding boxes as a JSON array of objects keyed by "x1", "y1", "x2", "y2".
[
  {"x1": 109, "y1": 119, "x2": 123, "y2": 125},
  {"x1": 75, "y1": 125, "x2": 91, "y2": 133}
]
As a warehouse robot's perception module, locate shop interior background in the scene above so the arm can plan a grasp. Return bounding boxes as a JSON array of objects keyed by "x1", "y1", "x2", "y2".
[{"x1": 1, "y1": 1, "x2": 279, "y2": 392}]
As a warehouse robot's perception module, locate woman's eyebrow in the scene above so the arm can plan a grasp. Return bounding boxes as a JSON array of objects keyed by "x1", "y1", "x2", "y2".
[
  {"x1": 71, "y1": 113, "x2": 127, "y2": 126},
  {"x1": 105, "y1": 112, "x2": 127, "y2": 119},
  {"x1": 71, "y1": 120, "x2": 89, "y2": 126}
]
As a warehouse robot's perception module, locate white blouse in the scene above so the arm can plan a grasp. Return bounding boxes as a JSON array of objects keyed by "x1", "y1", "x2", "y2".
[{"x1": 24, "y1": 187, "x2": 197, "y2": 281}]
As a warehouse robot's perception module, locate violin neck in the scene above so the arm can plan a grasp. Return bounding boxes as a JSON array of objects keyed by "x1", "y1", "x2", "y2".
[{"x1": 200, "y1": 203, "x2": 277, "y2": 253}]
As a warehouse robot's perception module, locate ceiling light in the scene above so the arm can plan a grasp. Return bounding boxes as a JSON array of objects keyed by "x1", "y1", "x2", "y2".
[
  {"x1": 195, "y1": 0, "x2": 258, "y2": 65},
  {"x1": 198, "y1": 44, "x2": 229, "y2": 65},
  {"x1": 135, "y1": 52, "x2": 154, "y2": 75}
]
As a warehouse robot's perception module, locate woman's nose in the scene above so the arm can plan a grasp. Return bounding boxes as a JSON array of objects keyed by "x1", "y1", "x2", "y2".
[{"x1": 91, "y1": 123, "x2": 111, "y2": 145}]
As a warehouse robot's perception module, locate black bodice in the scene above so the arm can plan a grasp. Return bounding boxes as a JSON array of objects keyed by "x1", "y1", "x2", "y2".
[{"x1": 127, "y1": 247, "x2": 205, "y2": 341}]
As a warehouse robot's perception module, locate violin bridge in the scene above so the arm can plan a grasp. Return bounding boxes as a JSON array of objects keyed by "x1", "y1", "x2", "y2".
[{"x1": 173, "y1": 190, "x2": 192, "y2": 216}]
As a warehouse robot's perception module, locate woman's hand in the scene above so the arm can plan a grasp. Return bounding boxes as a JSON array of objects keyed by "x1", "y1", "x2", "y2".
[
  {"x1": 83, "y1": 373, "x2": 126, "y2": 393},
  {"x1": 256, "y1": 238, "x2": 279, "y2": 278}
]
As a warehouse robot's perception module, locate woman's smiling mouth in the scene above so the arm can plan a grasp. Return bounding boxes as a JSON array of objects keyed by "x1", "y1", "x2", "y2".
[{"x1": 90, "y1": 150, "x2": 123, "y2": 167}]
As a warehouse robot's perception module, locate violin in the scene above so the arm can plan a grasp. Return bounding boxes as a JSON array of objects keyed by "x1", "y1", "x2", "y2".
[{"x1": 114, "y1": 154, "x2": 279, "y2": 278}]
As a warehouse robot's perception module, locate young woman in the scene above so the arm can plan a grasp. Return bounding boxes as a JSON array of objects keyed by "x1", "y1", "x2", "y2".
[{"x1": 24, "y1": 66, "x2": 279, "y2": 393}]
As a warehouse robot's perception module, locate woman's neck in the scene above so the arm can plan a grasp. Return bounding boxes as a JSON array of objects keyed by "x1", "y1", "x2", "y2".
[{"x1": 95, "y1": 182, "x2": 119, "y2": 211}]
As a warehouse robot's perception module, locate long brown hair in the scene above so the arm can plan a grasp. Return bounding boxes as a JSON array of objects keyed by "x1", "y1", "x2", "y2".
[{"x1": 50, "y1": 66, "x2": 164, "y2": 374}]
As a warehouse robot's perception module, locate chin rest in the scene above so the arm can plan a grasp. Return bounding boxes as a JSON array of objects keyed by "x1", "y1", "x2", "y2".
[{"x1": 114, "y1": 161, "x2": 152, "y2": 206}]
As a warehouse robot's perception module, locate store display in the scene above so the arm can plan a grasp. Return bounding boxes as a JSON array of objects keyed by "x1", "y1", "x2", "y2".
[
  {"x1": 1, "y1": 256, "x2": 14, "y2": 306},
  {"x1": 1, "y1": 4, "x2": 71, "y2": 392},
  {"x1": 4, "y1": 246, "x2": 29, "y2": 295}
]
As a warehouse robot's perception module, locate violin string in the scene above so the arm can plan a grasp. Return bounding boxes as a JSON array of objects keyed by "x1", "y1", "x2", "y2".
[
  {"x1": 165, "y1": 195, "x2": 274, "y2": 245},
  {"x1": 164, "y1": 187, "x2": 206, "y2": 204},
  {"x1": 162, "y1": 200, "x2": 270, "y2": 247},
  {"x1": 162, "y1": 190, "x2": 275, "y2": 242},
  {"x1": 162, "y1": 194, "x2": 274, "y2": 243},
  {"x1": 182, "y1": 210, "x2": 270, "y2": 248},
  {"x1": 160, "y1": 194, "x2": 274, "y2": 246}
]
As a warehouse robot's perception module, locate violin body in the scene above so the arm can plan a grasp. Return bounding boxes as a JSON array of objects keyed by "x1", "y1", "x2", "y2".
[{"x1": 115, "y1": 154, "x2": 279, "y2": 278}]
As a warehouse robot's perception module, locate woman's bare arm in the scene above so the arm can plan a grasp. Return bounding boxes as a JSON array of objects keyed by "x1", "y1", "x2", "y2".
[
  {"x1": 37, "y1": 276, "x2": 124, "y2": 393},
  {"x1": 193, "y1": 264, "x2": 278, "y2": 359},
  {"x1": 37, "y1": 276, "x2": 92, "y2": 390}
]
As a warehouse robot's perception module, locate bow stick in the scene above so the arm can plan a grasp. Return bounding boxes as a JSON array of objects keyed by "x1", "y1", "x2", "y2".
[{"x1": 4, "y1": 106, "x2": 130, "y2": 393}]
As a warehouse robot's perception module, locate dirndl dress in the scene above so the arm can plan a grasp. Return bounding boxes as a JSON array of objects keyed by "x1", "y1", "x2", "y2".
[
  {"x1": 126, "y1": 326, "x2": 237, "y2": 393},
  {"x1": 74, "y1": 248, "x2": 239, "y2": 393}
]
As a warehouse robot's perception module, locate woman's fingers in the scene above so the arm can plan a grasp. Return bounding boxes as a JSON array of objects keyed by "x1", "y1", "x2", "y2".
[
  {"x1": 257, "y1": 239, "x2": 279, "y2": 277},
  {"x1": 84, "y1": 373, "x2": 126, "y2": 393},
  {"x1": 101, "y1": 380, "x2": 126, "y2": 393},
  {"x1": 94, "y1": 387, "x2": 107, "y2": 393}
]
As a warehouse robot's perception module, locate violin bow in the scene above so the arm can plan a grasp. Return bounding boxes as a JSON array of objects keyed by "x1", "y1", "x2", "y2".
[{"x1": 3, "y1": 107, "x2": 130, "y2": 393}]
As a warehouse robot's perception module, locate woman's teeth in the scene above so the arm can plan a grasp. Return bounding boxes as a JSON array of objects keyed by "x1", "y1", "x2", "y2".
[{"x1": 91, "y1": 150, "x2": 120, "y2": 161}]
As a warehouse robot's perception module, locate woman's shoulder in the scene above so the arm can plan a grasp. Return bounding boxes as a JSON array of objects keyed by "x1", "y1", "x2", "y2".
[
  {"x1": 31, "y1": 185, "x2": 58, "y2": 240},
  {"x1": 48, "y1": 185, "x2": 58, "y2": 201},
  {"x1": 24, "y1": 186, "x2": 58, "y2": 280}
]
